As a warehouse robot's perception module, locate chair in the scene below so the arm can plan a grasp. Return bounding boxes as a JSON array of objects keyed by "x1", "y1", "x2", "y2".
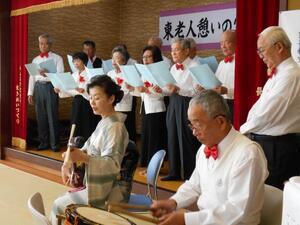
[
  {"x1": 27, "y1": 192, "x2": 51, "y2": 225},
  {"x1": 260, "y1": 184, "x2": 283, "y2": 225},
  {"x1": 128, "y1": 149, "x2": 166, "y2": 206}
]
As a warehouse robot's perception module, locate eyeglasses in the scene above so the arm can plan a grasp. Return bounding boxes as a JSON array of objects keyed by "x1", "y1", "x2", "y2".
[
  {"x1": 257, "y1": 42, "x2": 278, "y2": 57},
  {"x1": 187, "y1": 115, "x2": 226, "y2": 132}
]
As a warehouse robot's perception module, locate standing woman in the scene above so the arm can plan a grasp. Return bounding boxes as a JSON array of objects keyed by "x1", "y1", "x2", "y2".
[
  {"x1": 51, "y1": 75, "x2": 129, "y2": 223},
  {"x1": 139, "y1": 45, "x2": 167, "y2": 167},
  {"x1": 108, "y1": 47, "x2": 137, "y2": 142},
  {"x1": 55, "y1": 52, "x2": 100, "y2": 141}
]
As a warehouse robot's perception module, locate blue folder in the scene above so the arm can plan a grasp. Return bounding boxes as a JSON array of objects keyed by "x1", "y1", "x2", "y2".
[
  {"x1": 188, "y1": 64, "x2": 221, "y2": 89},
  {"x1": 25, "y1": 63, "x2": 40, "y2": 76},
  {"x1": 102, "y1": 59, "x2": 113, "y2": 74},
  {"x1": 46, "y1": 72, "x2": 78, "y2": 91},
  {"x1": 135, "y1": 64, "x2": 157, "y2": 85},
  {"x1": 39, "y1": 59, "x2": 57, "y2": 73},
  {"x1": 198, "y1": 56, "x2": 218, "y2": 73},
  {"x1": 120, "y1": 65, "x2": 144, "y2": 87},
  {"x1": 85, "y1": 67, "x2": 105, "y2": 80}
]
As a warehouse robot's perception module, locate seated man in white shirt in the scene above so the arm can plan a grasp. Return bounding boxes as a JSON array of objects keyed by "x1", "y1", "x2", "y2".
[
  {"x1": 240, "y1": 26, "x2": 300, "y2": 189},
  {"x1": 151, "y1": 90, "x2": 268, "y2": 225}
]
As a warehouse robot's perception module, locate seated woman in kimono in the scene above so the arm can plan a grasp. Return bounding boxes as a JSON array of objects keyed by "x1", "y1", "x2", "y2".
[{"x1": 50, "y1": 75, "x2": 129, "y2": 223}]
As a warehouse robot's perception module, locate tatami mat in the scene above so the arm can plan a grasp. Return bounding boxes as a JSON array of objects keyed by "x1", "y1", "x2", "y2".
[{"x1": 0, "y1": 163, "x2": 67, "y2": 225}]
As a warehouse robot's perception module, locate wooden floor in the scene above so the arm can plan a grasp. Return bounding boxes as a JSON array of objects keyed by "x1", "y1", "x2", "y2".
[{"x1": 23, "y1": 146, "x2": 183, "y2": 192}]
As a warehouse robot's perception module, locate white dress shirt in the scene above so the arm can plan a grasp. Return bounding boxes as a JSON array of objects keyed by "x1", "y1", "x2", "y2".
[
  {"x1": 171, "y1": 127, "x2": 268, "y2": 225},
  {"x1": 27, "y1": 51, "x2": 64, "y2": 96},
  {"x1": 141, "y1": 86, "x2": 166, "y2": 114},
  {"x1": 108, "y1": 70, "x2": 133, "y2": 112},
  {"x1": 240, "y1": 57, "x2": 300, "y2": 135},
  {"x1": 170, "y1": 57, "x2": 199, "y2": 97},
  {"x1": 59, "y1": 70, "x2": 90, "y2": 100},
  {"x1": 162, "y1": 55, "x2": 172, "y2": 68},
  {"x1": 215, "y1": 57, "x2": 235, "y2": 99}
]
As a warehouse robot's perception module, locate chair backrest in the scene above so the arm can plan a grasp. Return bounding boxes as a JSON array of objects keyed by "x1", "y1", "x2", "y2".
[
  {"x1": 146, "y1": 150, "x2": 166, "y2": 200},
  {"x1": 260, "y1": 184, "x2": 283, "y2": 225},
  {"x1": 27, "y1": 192, "x2": 51, "y2": 225}
]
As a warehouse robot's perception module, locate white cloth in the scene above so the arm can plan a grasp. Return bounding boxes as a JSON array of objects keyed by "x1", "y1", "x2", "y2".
[
  {"x1": 169, "y1": 57, "x2": 199, "y2": 97},
  {"x1": 58, "y1": 70, "x2": 90, "y2": 100},
  {"x1": 141, "y1": 88, "x2": 166, "y2": 114},
  {"x1": 163, "y1": 54, "x2": 172, "y2": 68},
  {"x1": 171, "y1": 127, "x2": 268, "y2": 225},
  {"x1": 240, "y1": 57, "x2": 300, "y2": 135},
  {"x1": 215, "y1": 57, "x2": 235, "y2": 99},
  {"x1": 108, "y1": 70, "x2": 133, "y2": 112},
  {"x1": 27, "y1": 51, "x2": 64, "y2": 96}
]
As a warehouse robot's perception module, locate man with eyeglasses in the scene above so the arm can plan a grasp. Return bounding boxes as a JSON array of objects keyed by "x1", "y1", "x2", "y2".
[
  {"x1": 214, "y1": 30, "x2": 236, "y2": 123},
  {"x1": 240, "y1": 26, "x2": 300, "y2": 189},
  {"x1": 151, "y1": 90, "x2": 268, "y2": 225}
]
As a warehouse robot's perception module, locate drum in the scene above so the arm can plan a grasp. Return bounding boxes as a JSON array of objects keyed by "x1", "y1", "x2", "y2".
[{"x1": 65, "y1": 204, "x2": 136, "y2": 225}]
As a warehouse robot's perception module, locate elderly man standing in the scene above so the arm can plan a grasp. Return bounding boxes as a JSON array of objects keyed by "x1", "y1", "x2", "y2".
[
  {"x1": 28, "y1": 33, "x2": 64, "y2": 151},
  {"x1": 148, "y1": 36, "x2": 172, "y2": 68},
  {"x1": 240, "y1": 26, "x2": 300, "y2": 189},
  {"x1": 151, "y1": 90, "x2": 268, "y2": 225},
  {"x1": 214, "y1": 30, "x2": 236, "y2": 122},
  {"x1": 161, "y1": 38, "x2": 201, "y2": 181}
]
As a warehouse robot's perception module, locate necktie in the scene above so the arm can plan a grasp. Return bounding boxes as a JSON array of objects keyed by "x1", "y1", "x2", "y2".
[
  {"x1": 204, "y1": 145, "x2": 218, "y2": 160},
  {"x1": 224, "y1": 55, "x2": 234, "y2": 63},
  {"x1": 267, "y1": 68, "x2": 276, "y2": 78},
  {"x1": 40, "y1": 52, "x2": 49, "y2": 58},
  {"x1": 79, "y1": 74, "x2": 85, "y2": 83},
  {"x1": 176, "y1": 63, "x2": 184, "y2": 70},
  {"x1": 116, "y1": 77, "x2": 123, "y2": 85}
]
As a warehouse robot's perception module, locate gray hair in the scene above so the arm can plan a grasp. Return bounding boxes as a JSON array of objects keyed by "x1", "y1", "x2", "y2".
[
  {"x1": 189, "y1": 90, "x2": 231, "y2": 120},
  {"x1": 38, "y1": 33, "x2": 53, "y2": 45},
  {"x1": 186, "y1": 37, "x2": 197, "y2": 49},
  {"x1": 259, "y1": 26, "x2": 291, "y2": 50},
  {"x1": 148, "y1": 36, "x2": 163, "y2": 46},
  {"x1": 171, "y1": 37, "x2": 190, "y2": 50}
]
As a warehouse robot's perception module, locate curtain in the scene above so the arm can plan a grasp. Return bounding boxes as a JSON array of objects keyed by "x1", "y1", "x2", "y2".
[
  {"x1": 234, "y1": 0, "x2": 280, "y2": 129},
  {"x1": 11, "y1": 15, "x2": 28, "y2": 149}
]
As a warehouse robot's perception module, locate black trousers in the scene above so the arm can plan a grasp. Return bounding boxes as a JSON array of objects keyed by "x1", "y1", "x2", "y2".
[
  {"x1": 34, "y1": 82, "x2": 59, "y2": 148},
  {"x1": 250, "y1": 133, "x2": 300, "y2": 189},
  {"x1": 122, "y1": 97, "x2": 137, "y2": 142},
  {"x1": 140, "y1": 103, "x2": 167, "y2": 167},
  {"x1": 71, "y1": 95, "x2": 101, "y2": 141},
  {"x1": 166, "y1": 95, "x2": 201, "y2": 180}
]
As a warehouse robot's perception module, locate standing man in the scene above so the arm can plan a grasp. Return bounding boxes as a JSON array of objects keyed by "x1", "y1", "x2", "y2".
[
  {"x1": 151, "y1": 90, "x2": 268, "y2": 225},
  {"x1": 161, "y1": 38, "x2": 200, "y2": 181},
  {"x1": 214, "y1": 30, "x2": 236, "y2": 122},
  {"x1": 82, "y1": 40, "x2": 102, "y2": 68},
  {"x1": 186, "y1": 38, "x2": 201, "y2": 63},
  {"x1": 148, "y1": 36, "x2": 172, "y2": 68},
  {"x1": 27, "y1": 33, "x2": 64, "y2": 151},
  {"x1": 240, "y1": 26, "x2": 300, "y2": 189}
]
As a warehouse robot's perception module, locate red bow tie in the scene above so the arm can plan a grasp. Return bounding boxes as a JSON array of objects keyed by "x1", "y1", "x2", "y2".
[
  {"x1": 176, "y1": 63, "x2": 184, "y2": 70},
  {"x1": 204, "y1": 145, "x2": 218, "y2": 160},
  {"x1": 40, "y1": 52, "x2": 49, "y2": 58},
  {"x1": 224, "y1": 55, "x2": 234, "y2": 63},
  {"x1": 144, "y1": 81, "x2": 152, "y2": 88},
  {"x1": 79, "y1": 74, "x2": 85, "y2": 83},
  {"x1": 267, "y1": 68, "x2": 277, "y2": 78},
  {"x1": 116, "y1": 77, "x2": 124, "y2": 85}
]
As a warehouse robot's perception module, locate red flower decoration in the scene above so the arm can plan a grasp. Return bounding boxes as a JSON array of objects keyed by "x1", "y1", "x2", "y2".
[
  {"x1": 144, "y1": 81, "x2": 152, "y2": 88},
  {"x1": 116, "y1": 77, "x2": 124, "y2": 85},
  {"x1": 79, "y1": 75, "x2": 85, "y2": 83}
]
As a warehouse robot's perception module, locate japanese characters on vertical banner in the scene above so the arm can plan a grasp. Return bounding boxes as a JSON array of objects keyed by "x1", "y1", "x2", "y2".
[
  {"x1": 279, "y1": 10, "x2": 300, "y2": 65},
  {"x1": 159, "y1": 2, "x2": 236, "y2": 50}
]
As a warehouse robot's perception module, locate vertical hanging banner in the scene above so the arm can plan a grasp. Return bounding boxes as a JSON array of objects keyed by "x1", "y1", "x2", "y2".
[
  {"x1": 279, "y1": 10, "x2": 300, "y2": 65},
  {"x1": 159, "y1": 2, "x2": 236, "y2": 50}
]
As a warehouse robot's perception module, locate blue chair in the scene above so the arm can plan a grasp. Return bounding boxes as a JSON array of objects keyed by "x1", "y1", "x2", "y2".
[{"x1": 128, "y1": 149, "x2": 166, "y2": 206}]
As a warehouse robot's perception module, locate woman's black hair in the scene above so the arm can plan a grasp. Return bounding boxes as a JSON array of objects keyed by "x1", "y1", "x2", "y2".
[
  {"x1": 87, "y1": 75, "x2": 124, "y2": 106},
  {"x1": 142, "y1": 45, "x2": 163, "y2": 63},
  {"x1": 72, "y1": 52, "x2": 89, "y2": 66}
]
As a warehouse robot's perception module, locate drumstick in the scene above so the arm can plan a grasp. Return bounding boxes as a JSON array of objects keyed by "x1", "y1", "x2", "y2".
[
  {"x1": 63, "y1": 124, "x2": 76, "y2": 168},
  {"x1": 108, "y1": 205, "x2": 159, "y2": 224},
  {"x1": 106, "y1": 201, "x2": 151, "y2": 211}
]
